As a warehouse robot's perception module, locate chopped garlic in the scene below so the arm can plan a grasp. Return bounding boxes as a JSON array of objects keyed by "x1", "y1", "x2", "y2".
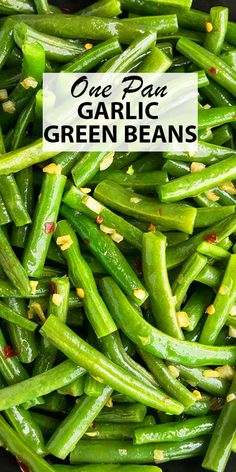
[
  {"x1": 100, "y1": 224, "x2": 115, "y2": 234},
  {"x1": 139, "y1": 336, "x2": 150, "y2": 346},
  {"x1": 130, "y1": 197, "x2": 141, "y2": 204},
  {"x1": 83, "y1": 196, "x2": 102, "y2": 215},
  {"x1": 111, "y1": 232, "x2": 123, "y2": 243},
  {"x1": 190, "y1": 162, "x2": 206, "y2": 173},
  {"x1": 126, "y1": 165, "x2": 134, "y2": 175},
  {"x1": 220, "y1": 181, "x2": 236, "y2": 195},
  {"x1": 106, "y1": 398, "x2": 113, "y2": 408},
  {"x1": 56, "y1": 234, "x2": 73, "y2": 251},
  {"x1": 29, "y1": 303, "x2": 45, "y2": 322},
  {"x1": 0, "y1": 89, "x2": 8, "y2": 101},
  {"x1": 52, "y1": 293, "x2": 62, "y2": 306},
  {"x1": 76, "y1": 287, "x2": 85, "y2": 299},
  {"x1": 84, "y1": 43, "x2": 93, "y2": 50},
  {"x1": 205, "y1": 304, "x2": 215, "y2": 315},
  {"x1": 118, "y1": 449, "x2": 127, "y2": 456},
  {"x1": 230, "y1": 305, "x2": 236, "y2": 316},
  {"x1": 193, "y1": 390, "x2": 202, "y2": 400},
  {"x1": 21, "y1": 76, "x2": 38, "y2": 89},
  {"x1": 176, "y1": 311, "x2": 190, "y2": 328},
  {"x1": 154, "y1": 450, "x2": 164, "y2": 462},
  {"x1": 203, "y1": 369, "x2": 220, "y2": 379},
  {"x1": 216, "y1": 365, "x2": 235, "y2": 381},
  {"x1": 30, "y1": 280, "x2": 39, "y2": 295},
  {"x1": 229, "y1": 326, "x2": 236, "y2": 338},
  {"x1": 133, "y1": 288, "x2": 146, "y2": 300},
  {"x1": 219, "y1": 285, "x2": 228, "y2": 295},
  {"x1": 43, "y1": 163, "x2": 62, "y2": 175},
  {"x1": 227, "y1": 393, "x2": 236, "y2": 402},
  {"x1": 168, "y1": 365, "x2": 180, "y2": 378},
  {"x1": 100, "y1": 152, "x2": 114, "y2": 171},
  {"x1": 79, "y1": 187, "x2": 91, "y2": 194},
  {"x1": 205, "y1": 191, "x2": 220, "y2": 202},
  {"x1": 85, "y1": 432, "x2": 98, "y2": 437},
  {"x1": 148, "y1": 223, "x2": 157, "y2": 231},
  {"x1": 206, "y1": 21, "x2": 213, "y2": 32},
  {"x1": 2, "y1": 100, "x2": 16, "y2": 114}
]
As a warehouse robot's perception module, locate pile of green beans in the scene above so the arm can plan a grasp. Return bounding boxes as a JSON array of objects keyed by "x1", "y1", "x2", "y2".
[{"x1": 0, "y1": 1, "x2": 236, "y2": 472}]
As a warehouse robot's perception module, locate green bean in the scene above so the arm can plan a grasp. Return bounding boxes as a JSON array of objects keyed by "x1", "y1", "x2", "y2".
[
  {"x1": 4, "y1": 298, "x2": 38, "y2": 364},
  {"x1": 40, "y1": 315, "x2": 184, "y2": 414},
  {"x1": 162, "y1": 159, "x2": 190, "y2": 178},
  {"x1": 85, "y1": 416, "x2": 155, "y2": 440},
  {"x1": 197, "y1": 241, "x2": 230, "y2": 265},
  {"x1": 99, "y1": 331, "x2": 158, "y2": 388},
  {"x1": 200, "y1": 255, "x2": 236, "y2": 345},
  {"x1": 176, "y1": 37, "x2": 236, "y2": 97},
  {"x1": 94, "y1": 180, "x2": 197, "y2": 234},
  {"x1": 72, "y1": 151, "x2": 116, "y2": 188},
  {"x1": 0, "y1": 226, "x2": 30, "y2": 295},
  {"x1": 84, "y1": 376, "x2": 105, "y2": 398},
  {"x1": 33, "y1": 276, "x2": 70, "y2": 375},
  {"x1": 176, "y1": 364, "x2": 230, "y2": 397},
  {"x1": 23, "y1": 172, "x2": 66, "y2": 277},
  {"x1": 31, "y1": 411, "x2": 60, "y2": 437},
  {"x1": 202, "y1": 374, "x2": 236, "y2": 472},
  {"x1": 212, "y1": 125, "x2": 232, "y2": 146},
  {"x1": 13, "y1": 14, "x2": 153, "y2": 45},
  {"x1": 0, "y1": 0, "x2": 35, "y2": 14},
  {"x1": 172, "y1": 253, "x2": 207, "y2": 311},
  {"x1": 137, "y1": 45, "x2": 172, "y2": 72},
  {"x1": 182, "y1": 285, "x2": 213, "y2": 332},
  {"x1": 33, "y1": 0, "x2": 50, "y2": 14},
  {"x1": 99, "y1": 31, "x2": 156, "y2": 72},
  {"x1": 0, "y1": 195, "x2": 11, "y2": 225},
  {"x1": 0, "y1": 300, "x2": 36, "y2": 330},
  {"x1": 195, "y1": 264, "x2": 223, "y2": 289},
  {"x1": 185, "y1": 397, "x2": 212, "y2": 417},
  {"x1": 165, "y1": 231, "x2": 189, "y2": 246},
  {"x1": 0, "y1": 360, "x2": 85, "y2": 410},
  {"x1": 0, "y1": 138, "x2": 59, "y2": 174},
  {"x1": 35, "y1": 391, "x2": 70, "y2": 414},
  {"x1": 143, "y1": 232, "x2": 183, "y2": 338},
  {"x1": 195, "y1": 206, "x2": 235, "y2": 228},
  {"x1": 47, "y1": 386, "x2": 112, "y2": 459},
  {"x1": 70, "y1": 437, "x2": 208, "y2": 464},
  {"x1": 60, "y1": 206, "x2": 148, "y2": 306},
  {"x1": 55, "y1": 466, "x2": 160, "y2": 472},
  {"x1": 63, "y1": 186, "x2": 143, "y2": 250},
  {"x1": 77, "y1": 0, "x2": 122, "y2": 18},
  {"x1": 204, "y1": 7, "x2": 228, "y2": 55},
  {"x1": 100, "y1": 276, "x2": 236, "y2": 366},
  {"x1": 58, "y1": 375, "x2": 85, "y2": 397},
  {"x1": 134, "y1": 415, "x2": 216, "y2": 445},
  {"x1": 131, "y1": 153, "x2": 162, "y2": 173},
  {"x1": 90, "y1": 170, "x2": 168, "y2": 194},
  {"x1": 162, "y1": 140, "x2": 236, "y2": 164},
  {"x1": 121, "y1": 15, "x2": 178, "y2": 37},
  {"x1": 54, "y1": 219, "x2": 117, "y2": 338},
  {"x1": 0, "y1": 19, "x2": 15, "y2": 70},
  {"x1": 138, "y1": 349, "x2": 196, "y2": 408},
  {"x1": 14, "y1": 23, "x2": 87, "y2": 63},
  {"x1": 159, "y1": 156, "x2": 236, "y2": 202},
  {"x1": 214, "y1": 187, "x2": 236, "y2": 206}
]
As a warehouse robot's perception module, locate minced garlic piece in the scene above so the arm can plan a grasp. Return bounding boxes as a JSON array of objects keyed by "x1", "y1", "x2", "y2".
[
  {"x1": 76, "y1": 287, "x2": 85, "y2": 299},
  {"x1": 176, "y1": 311, "x2": 190, "y2": 328},
  {"x1": 56, "y1": 234, "x2": 73, "y2": 251},
  {"x1": 52, "y1": 293, "x2": 62, "y2": 306},
  {"x1": 205, "y1": 191, "x2": 220, "y2": 202},
  {"x1": 230, "y1": 305, "x2": 236, "y2": 316},
  {"x1": 133, "y1": 288, "x2": 146, "y2": 300},
  {"x1": 106, "y1": 398, "x2": 113, "y2": 408},
  {"x1": 118, "y1": 449, "x2": 127, "y2": 456},
  {"x1": 100, "y1": 224, "x2": 115, "y2": 234},
  {"x1": 205, "y1": 304, "x2": 215, "y2": 315},
  {"x1": 84, "y1": 43, "x2": 93, "y2": 50},
  {"x1": 126, "y1": 165, "x2": 134, "y2": 175},
  {"x1": 30, "y1": 280, "x2": 39, "y2": 295},
  {"x1": 154, "y1": 450, "x2": 164, "y2": 462},
  {"x1": 130, "y1": 197, "x2": 141, "y2": 204},
  {"x1": 168, "y1": 365, "x2": 180, "y2": 378},
  {"x1": 0, "y1": 89, "x2": 8, "y2": 101},
  {"x1": 21, "y1": 76, "x2": 38, "y2": 89},
  {"x1": 85, "y1": 432, "x2": 98, "y2": 437},
  {"x1": 229, "y1": 326, "x2": 236, "y2": 338},
  {"x1": 43, "y1": 163, "x2": 62, "y2": 175},
  {"x1": 111, "y1": 232, "x2": 123, "y2": 243},
  {"x1": 193, "y1": 390, "x2": 202, "y2": 400},
  {"x1": 203, "y1": 369, "x2": 220, "y2": 378},
  {"x1": 79, "y1": 187, "x2": 91, "y2": 194},
  {"x1": 2, "y1": 100, "x2": 16, "y2": 114},
  {"x1": 220, "y1": 181, "x2": 236, "y2": 195},
  {"x1": 139, "y1": 336, "x2": 150, "y2": 346},
  {"x1": 100, "y1": 152, "x2": 114, "y2": 171},
  {"x1": 190, "y1": 162, "x2": 206, "y2": 173},
  {"x1": 29, "y1": 303, "x2": 45, "y2": 322},
  {"x1": 206, "y1": 21, "x2": 213, "y2": 32},
  {"x1": 216, "y1": 365, "x2": 235, "y2": 381},
  {"x1": 83, "y1": 196, "x2": 102, "y2": 215},
  {"x1": 227, "y1": 393, "x2": 236, "y2": 402}
]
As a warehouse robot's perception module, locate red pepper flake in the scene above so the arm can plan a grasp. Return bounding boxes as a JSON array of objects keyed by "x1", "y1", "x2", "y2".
[
  {"x1": 203, "y1": 232, "x2": 218, "y2": 244},
  {"x1": 96, "y1": 216, "x2": 103, "y2": 224},
  {"x1": 135, "y1": 258, "x2": 143, "y2": 275},
  {"x1": 16, "y1": 458, "x2": 30, "y2": 472},
  {"x1": 91, "y1": 422, "x2": 97, "y2": 429},
  {"x1": 148, "y1": 223, "x2": 156, "y2": 231},
  {"x1": 83, "y1": 239, "x2": 90, "y2": 245},
  {"x1": 44, "y1": 222, "x2": 55, "y2": 234},
  {"x1": 3, "y1": 345, "x2": 17, "y2": 359},
  {"x1": 209, "y1": 67, "x2": 218, "y2": 75},
  {"x1": 50, "y1": 281, "x2": 57, "y2": 295}
]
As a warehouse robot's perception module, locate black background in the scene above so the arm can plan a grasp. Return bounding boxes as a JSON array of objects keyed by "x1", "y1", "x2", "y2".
[{"x1": 1, "y1": 0, "x2": 236, "y2": 470}]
